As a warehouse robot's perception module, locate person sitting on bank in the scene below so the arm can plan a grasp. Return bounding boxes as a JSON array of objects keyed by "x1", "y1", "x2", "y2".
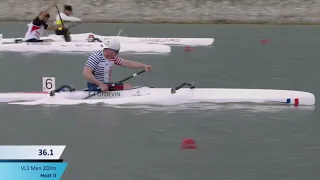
[{"x1": 55, "y1": 5, "x2": 82, "y2": 35}]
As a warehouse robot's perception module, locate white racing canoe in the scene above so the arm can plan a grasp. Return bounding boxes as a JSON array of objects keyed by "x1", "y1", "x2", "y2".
[
  {"x1": 0, "y1": 77, "x2": 315, "y2": 106},
  {"x1": 46, "y1": 32, "x2": 214, "y2": 46},
  {"x1": 0, "y1": 34, "x2": 171, "y2": 53},
  {"x1": 0, "y1": 31, "x2": 214, "y2": 47}
]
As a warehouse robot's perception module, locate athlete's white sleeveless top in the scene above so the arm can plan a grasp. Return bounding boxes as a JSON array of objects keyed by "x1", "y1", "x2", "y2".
[{"x1": 24, "y1": 22, "x2": 45, "y2": 40}]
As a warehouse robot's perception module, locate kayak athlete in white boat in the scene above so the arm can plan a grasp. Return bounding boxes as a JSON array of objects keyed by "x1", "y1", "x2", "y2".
[
  {"x1": 55, "y1": 5, "x2": 82, "y2": 36},
  {"x1": 83, "y1": 39, "x2": 152, "y2": 92},
  {"x1": 24, "y1": 0, "x2": 63, "y2": 42}
]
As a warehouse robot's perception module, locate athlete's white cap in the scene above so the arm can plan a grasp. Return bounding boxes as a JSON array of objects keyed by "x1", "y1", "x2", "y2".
[{"x1": 101, "y1": 39, "x2": 120, "y2": 52}]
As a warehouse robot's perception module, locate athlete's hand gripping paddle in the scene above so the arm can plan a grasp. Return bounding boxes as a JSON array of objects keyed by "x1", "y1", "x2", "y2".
[{"x1": 84, "y1": 69, "x2": 146, "y2": 99}]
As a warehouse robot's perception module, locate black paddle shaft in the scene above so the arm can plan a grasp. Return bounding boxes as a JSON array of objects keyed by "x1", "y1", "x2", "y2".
[
  {"x1": 111, "y1": 69, "x2": 146, "y2": 86},
  {"x1": 56, "y1": 6, "x2": 71, "y2": 42}
]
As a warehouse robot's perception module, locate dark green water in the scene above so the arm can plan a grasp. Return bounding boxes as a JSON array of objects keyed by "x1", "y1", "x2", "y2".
[{"x1": 0, "y1": 22, "x2": 319, "y2": 180}]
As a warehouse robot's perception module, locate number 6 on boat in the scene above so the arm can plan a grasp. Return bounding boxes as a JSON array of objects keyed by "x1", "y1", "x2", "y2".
[{"x1": 42, "y1": 77, "x2": 56, "y2": 92}]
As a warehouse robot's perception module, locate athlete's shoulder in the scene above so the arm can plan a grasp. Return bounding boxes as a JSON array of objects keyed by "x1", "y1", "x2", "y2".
[
  {"x1": 88, "y1": 50, "x2": 103, "y2": 60},
  {"x1": 56, "y1": 13, "x2": 65, "y2": 19},
  {"x1": 112, "y1": 55, "x2": 123, "y2": 65},
  {"x1": 32, "y1": 16, "x2": 43, "y2": 26},
  {"x1": 93, "y1": 50, "x2": 103, "y2": 54},
  {"x1": 33, "y1": 16, "x2": 40, "y2": 21},
  {"x1": 90, "y1": 50, "x2": 103, "y2": 56},
  {"x1": 55, "y1": 13, "x2": 61, "y2": 18}
]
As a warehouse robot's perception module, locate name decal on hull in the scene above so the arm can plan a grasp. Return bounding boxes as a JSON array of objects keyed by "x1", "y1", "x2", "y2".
[
  {"x1": 74, "y1": 44, "x2": 93, "y2": 47},
  {"x1": 26, "y1": 42, "x2": 51, "y2": 45},
  {"x1": 140, "y1": 38, "x2": 180, "y2": 43},
  {"x1": 89, "y1": 91, "x2": 121, "y2": 97}
]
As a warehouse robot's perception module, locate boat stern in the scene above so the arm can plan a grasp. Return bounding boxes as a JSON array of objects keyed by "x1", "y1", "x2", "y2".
[{"x1": 291, "y1": 91, "x2": 315, "y2": 106}]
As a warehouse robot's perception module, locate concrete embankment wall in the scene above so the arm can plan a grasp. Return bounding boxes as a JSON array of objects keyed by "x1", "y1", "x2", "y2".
[{"x1": 1, "y1": 0, "x2": 320, "y2": 24}]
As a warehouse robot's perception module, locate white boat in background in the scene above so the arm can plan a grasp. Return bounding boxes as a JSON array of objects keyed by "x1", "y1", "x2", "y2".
[
  {"x1": 45, "y1": 32, "x2": 214, "y2": 46},
  {"x1": 0, "y1": 77, "x2": 315, "y2": 106},
  {"x1": 0, "y1": 34, "x2": 171, "y2": 54},
  {"x1": 0, "y1": 29, "x2": 214, "y2": 47}
]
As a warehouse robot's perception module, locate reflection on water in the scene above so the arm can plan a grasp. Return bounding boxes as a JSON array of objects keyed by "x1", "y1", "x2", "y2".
[
  {"x1": 5, "y1": 102, "x2": 315, "y2": 115},
  {"x1": 107, "y1": 102, "x2": 315, "y2": 113}
]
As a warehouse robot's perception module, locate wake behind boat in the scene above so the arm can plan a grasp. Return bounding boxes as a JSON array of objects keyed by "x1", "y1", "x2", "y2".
[
  {"x1": 0, "y1": 34, "x2": 171, "y2": 54},
  {"x1": 0, "y1": 74, "x2": 315, "y2": 106}
]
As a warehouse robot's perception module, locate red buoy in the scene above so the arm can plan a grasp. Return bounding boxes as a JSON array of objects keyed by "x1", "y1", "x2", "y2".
[
  {"x1": 181, "y1": 138, "x2": 198, "y2": 149},
  {"x1": 260, "y1": 39, "x2": 270, "y2": 44},
  {"x1": 184, "y1": 46, "x2": 193, "y2": 52}
]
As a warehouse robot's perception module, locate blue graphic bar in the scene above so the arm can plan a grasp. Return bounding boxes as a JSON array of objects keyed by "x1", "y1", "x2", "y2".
[{"x1": 0, "y1": 162, "x2": 68, "y2": 180}]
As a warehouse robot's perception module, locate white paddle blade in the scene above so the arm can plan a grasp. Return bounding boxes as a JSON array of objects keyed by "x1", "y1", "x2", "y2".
[
  {"x1": 42, "y1": 77, "x2": 56, "y2": 92},
  {"x1": 116, "y1": 29, "x2": 123, "y2": 36}
]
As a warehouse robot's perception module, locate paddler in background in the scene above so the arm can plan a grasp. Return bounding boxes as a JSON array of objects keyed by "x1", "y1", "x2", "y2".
[
  {"x1": 83, "y1": 39, "x2": 152, "y2": 92},
  {"x1": 24, "y1": 0, "x2": 62, "y2": 42},
  {"x1": 55, "y1": 5, "x2": 82, "y2": 36}
]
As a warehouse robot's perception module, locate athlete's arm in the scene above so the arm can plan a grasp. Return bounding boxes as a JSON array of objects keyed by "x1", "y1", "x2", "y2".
[
  {"x1": 83, "y1": 53, "x2": 104, "y2": 86},
  {"x1": 83, "y1": 67, "x2": 104, "y2": 86},
  {"x1": 121, "y1": 59, "x2": 151, "y2": 69},
  {"x1": 59, "y1": 13, "x2": 82, "y2": 22},
  {"x1": 39, "y1": 0, "x2": 57, "y2": 20}
]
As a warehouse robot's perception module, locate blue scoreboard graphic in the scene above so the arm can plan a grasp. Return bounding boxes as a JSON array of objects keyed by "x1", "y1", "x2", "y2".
[{"x1": 0, "y1": 145, "x2": 68, "y2": 179}]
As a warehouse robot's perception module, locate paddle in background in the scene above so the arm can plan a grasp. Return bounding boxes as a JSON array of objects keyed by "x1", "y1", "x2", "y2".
[
  {"x1": 84, "y1": 69, "x2": 146, "y2": 99},
  {"x1": 55, "y1": 5, "x2": 71, "y2": 42}
]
